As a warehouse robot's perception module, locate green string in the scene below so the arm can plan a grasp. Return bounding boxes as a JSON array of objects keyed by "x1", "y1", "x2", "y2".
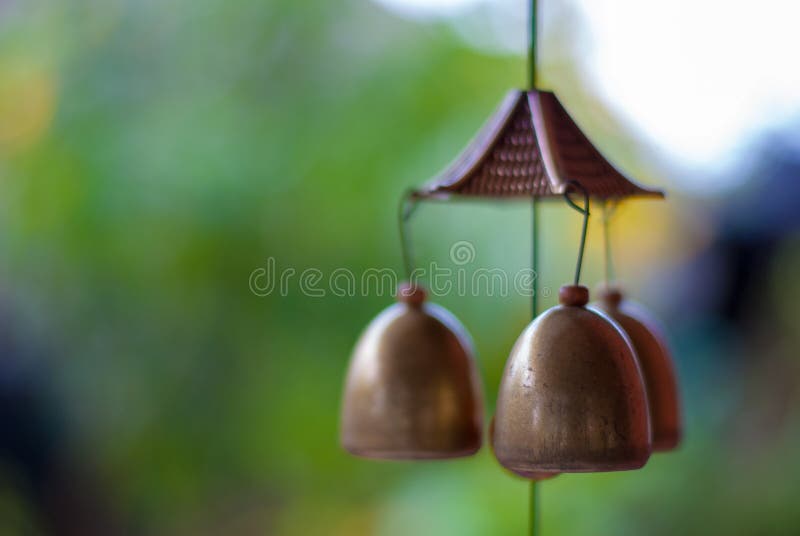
[
  {"x1": 529, "y1": 199, "x2": 541, "y2": 536},
  {"x1": 531, "y1": 198, "x2": 539, "y2": 318},
  {"x1": 529, "y1": 0, "x2": 538, "y2": 89},
  {"x1": 530, "y1": 479, "x2": 540, "y2": 536},
  {"x1": 529, "y1": 0, "x2": 540, "y2": 534}
]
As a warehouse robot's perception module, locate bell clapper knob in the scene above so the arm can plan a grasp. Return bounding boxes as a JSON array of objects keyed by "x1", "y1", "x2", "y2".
[
  {"x1": 397, "y1": 282, "x2": 427, "y2": 307},
  {"x1": 597, "y1": 285, "x2": 624, "y2": 309},
  {"x1": 558, "y1": 285, "x2": 589, "y2": 307}
]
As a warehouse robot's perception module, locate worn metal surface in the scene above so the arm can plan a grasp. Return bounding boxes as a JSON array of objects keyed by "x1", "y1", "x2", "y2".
[
  {"x1": 593, "y1": 287, "x2": 682, "y2": 452},
  {"x1": 417, "y1": 90, "x2": 664, "y2": 200},
  {"x1": 340, "y1": 288, "x2": 483, "y2": 459},
  {"x1": 489, "y1": 416, "x2": 560, "y2": 482},
  {"x1": 493, "y1": 285, "x2": 652, "y2": 474}
]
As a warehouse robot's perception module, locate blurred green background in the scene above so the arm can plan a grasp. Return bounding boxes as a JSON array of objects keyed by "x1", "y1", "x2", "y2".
[{"x1": 1, "y1": 0, "x2": 800, "y2": 534}]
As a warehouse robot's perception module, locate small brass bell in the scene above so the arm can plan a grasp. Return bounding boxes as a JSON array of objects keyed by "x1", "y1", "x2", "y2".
[
  {"x1": 340, "y1": 283, "x2": 483, "y2": 459},
  {"x1": 593, "y1": 287, "x2": 682, "y2": 451},
  {"x1": 493, "y1": 285, "x2": 651, "y2": 475}
]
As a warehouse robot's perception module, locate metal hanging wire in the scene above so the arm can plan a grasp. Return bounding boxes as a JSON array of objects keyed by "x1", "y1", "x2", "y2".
[
  {"x1": 602, "y1": 200, "x2": 619, "y2": 287},
  {"x1": 398, "y1": 189, "x2": 420, "y2": 282},
  {"x1": 563, "y1": 181, "x2": 591, "y2": 286}
]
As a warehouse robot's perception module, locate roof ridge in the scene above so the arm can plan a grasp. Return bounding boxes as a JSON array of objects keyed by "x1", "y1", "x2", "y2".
[{"x1": 417, "y1": 90, "x2": 664, "y2": 200}]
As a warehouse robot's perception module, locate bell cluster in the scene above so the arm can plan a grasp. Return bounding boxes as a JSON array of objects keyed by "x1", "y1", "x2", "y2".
[{"x1": 340, "y1": 281, "x2": 681, "y2": 476}]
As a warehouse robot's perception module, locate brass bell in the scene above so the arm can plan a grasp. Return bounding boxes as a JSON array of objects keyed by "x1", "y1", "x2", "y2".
[
  {"x1": 340, "y1": 283, "x2": 483, "y2": 459},
  {"x1": 493, "y1": 285, "x2": 651, "y2": 475},
  {"x1": 593, "y1": 287, "x2": 682, "y2": 451}
]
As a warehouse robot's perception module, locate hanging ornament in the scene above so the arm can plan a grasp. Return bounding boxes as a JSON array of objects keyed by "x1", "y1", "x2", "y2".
[
  {"x1": 340, "y1": 282, "x2": 484, "y2": 459},
  {"x1": 340, "y1": 193, "x2": 484, "y2": 459},
  {"x1": 592, "y1": 203, "x2": 682, "y2": 452},
  {"x1": 492, "y1": 185, "x2": 652, "y2": 475},
  {"x1": 593, "y1": 287, "x2": 681, "y2": 451},
  {"x1": 339, "y1": 0, "x2": 678, "y2": 530}
]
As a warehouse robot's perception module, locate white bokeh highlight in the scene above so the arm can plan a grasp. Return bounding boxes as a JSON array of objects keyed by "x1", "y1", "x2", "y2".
[{"x1": 372, "y1": 0, "x2": 800, "y2": 193}]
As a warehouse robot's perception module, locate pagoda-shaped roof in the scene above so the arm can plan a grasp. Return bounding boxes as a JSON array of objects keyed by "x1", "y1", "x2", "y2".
[{"x1": 416, "y1": 90, "x2": 663, "y2": 200}]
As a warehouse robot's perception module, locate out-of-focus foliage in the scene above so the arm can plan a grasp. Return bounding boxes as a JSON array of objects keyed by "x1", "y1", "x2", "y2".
[{"x1": 0, "y1": 0, "x2": 799, "y2": 534}]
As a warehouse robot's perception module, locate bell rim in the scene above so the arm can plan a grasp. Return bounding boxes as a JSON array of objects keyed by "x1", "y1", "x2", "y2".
[
  {"x1": 652, "y1": 430, "x2": 682, "y2": 452},
  {"x1": 501, "y1": 455, "x2": 651, "y2": 475},
  {"x1": 342, "y1": 444, "x2": 482, "y2": 461}
]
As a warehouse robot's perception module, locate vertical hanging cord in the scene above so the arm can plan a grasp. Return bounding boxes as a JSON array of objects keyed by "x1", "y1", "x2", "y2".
[
  {"x1": 602, "y1": 200, "x2": 617, "y2": 287},
  {"x1": 398, "y1": 190, "x2": 419, "y2": 282},
  {"x1": 529, "y1": 476, "x2": 540, "y2": 536},
  {"x1": 531, "y1": 199, "x2": 539, "y2": 318},
  {"x1": 529, "y1": 199, "x2": 540, "y2": 536},
  {"x1": 528, "y1": 266, "x2": 541, "y2": 531},
  {"x1": 529, "y1": 0, "x2": 538, "y2": 89},
  {"x1": 528, "y1": 0, "x2": 540, "y2": 535}
]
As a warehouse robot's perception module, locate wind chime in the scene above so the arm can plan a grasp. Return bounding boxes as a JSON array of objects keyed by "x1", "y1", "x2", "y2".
[{"x1": 340, "y1": 0, "x2": 682, "y2": 533}]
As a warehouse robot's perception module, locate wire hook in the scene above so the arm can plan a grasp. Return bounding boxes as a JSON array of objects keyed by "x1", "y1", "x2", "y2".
[
  {"x1": 398, "y1": 189, "x2": 420, "y2": 281},
  {"x1": 562, "y1": 181, "x2": 590, "y2": 286}
]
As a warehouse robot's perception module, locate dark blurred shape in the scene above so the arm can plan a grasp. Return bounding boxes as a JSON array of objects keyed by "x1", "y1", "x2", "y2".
[
  {"x1": 668, "y1": 129, "x2": 800, "y2": 330},
  {"x1": 0, "y1": 302, "x2": 122, "y2": 535},
  {"x1": 659, "y1": 125, "x2": 800, "y2": 478}
]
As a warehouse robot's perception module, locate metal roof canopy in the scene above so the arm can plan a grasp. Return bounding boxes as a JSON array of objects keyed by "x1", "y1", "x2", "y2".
[{"x1": 414, "y1": 90, "x2": 664, "y2": 201}]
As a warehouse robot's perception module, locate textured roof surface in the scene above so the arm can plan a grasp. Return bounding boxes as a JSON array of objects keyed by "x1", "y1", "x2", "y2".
[{"x1": 417, "y1": 90, "x2": 663, "y2": 200}]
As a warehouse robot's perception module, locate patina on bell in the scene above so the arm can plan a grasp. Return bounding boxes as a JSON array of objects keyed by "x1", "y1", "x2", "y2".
[
  {"x1": 593, "y1": 286, "x2": 682, "y2": 451},
  {"x1": 489, "y1": 416, "x2": 559, "y2": 482},
  {"x1": 493, "y1": 285, "x2": 651, "y2": 475},
  {"x1": 340, "y1": 283, "x2": 483, "y2": 459}
]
